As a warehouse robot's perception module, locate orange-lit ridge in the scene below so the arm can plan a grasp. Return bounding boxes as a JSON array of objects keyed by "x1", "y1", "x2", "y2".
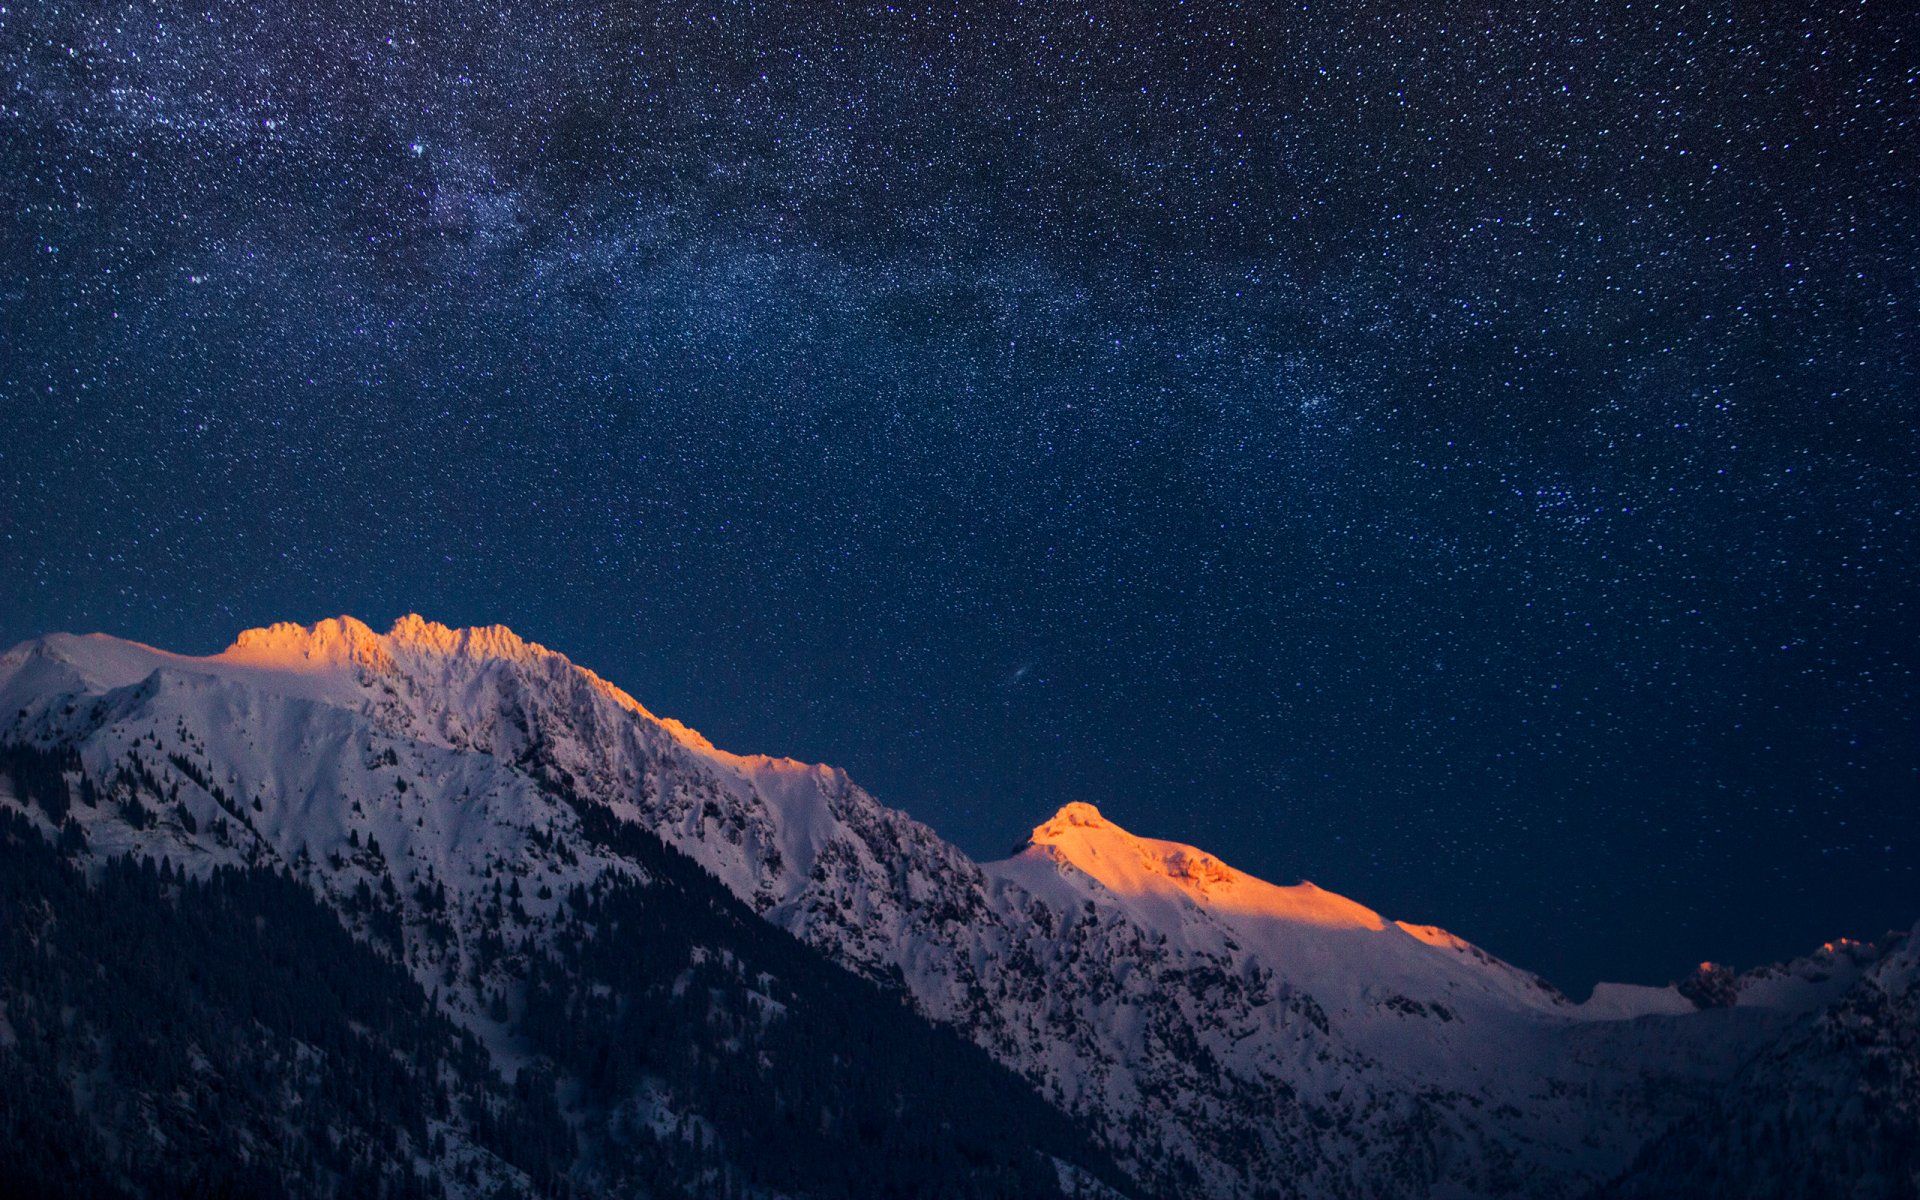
[
  {"x1": 216, "y1": 614, "x2": 731, "y2": 755},
  {"x1": 1019, "y1": 801, "x2": 1390, "y2": 931}
]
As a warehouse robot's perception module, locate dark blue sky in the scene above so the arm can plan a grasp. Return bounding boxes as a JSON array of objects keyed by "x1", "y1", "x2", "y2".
[{"x1": 3, "y1": 0, "x2": 1914, "y2": 993}]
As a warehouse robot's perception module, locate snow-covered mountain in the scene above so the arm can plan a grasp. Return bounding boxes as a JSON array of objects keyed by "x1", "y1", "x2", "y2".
[{"x1": 0, "y1": 616, "x2": 1909, "y2": 1198}]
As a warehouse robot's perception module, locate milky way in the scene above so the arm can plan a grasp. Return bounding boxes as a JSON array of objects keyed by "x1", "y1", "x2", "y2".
[{"x1": 2, "y1": 0, "x2": 1914, "y2": 989}]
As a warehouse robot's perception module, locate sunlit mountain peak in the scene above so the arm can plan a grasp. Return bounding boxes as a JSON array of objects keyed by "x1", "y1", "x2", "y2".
[{"x1": 1020, "y1": 800, "x2": 1387, "y2": 931}]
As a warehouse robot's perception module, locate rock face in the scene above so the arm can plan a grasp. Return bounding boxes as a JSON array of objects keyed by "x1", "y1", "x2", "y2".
[{"x1": 0, "y1": 616, "x2": 1909, "y2": 1198}]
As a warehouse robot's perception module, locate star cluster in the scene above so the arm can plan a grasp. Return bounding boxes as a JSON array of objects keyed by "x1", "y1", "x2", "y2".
[{"x1": 2, "y1": 0, "x2": 1914, "y2": 990}]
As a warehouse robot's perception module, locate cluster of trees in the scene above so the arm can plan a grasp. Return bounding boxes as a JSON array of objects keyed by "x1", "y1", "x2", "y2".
[
  {"x1": 0, "y1": 741, "x2": 83, "y2": 823},
  {"x1": 0, "y1": 804, "x2": 559, "y2": 1198},
  {"x1": 483, "y1": 762, "x2": 1137, "y2": 1197},
  {"x1": 0, "y1": 741, "x2": 1142, "y2": 1198},
  {"x1": 517, "y1": 869, "x2": 1119, "y2": 1199}
]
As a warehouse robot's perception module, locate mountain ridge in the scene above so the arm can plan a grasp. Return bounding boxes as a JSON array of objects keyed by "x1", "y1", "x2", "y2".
[
  {"x1": 2, "y1": 614, "x2": 1912, "y2": 1199},
  {"x1": 0, "y1": 614, "x2": 1738, "y2": 990}
]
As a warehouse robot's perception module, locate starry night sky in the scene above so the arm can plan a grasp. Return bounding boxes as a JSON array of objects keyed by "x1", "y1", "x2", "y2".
[{"x1": 3, "y1": 0, "x2": 1915, "y2": 992}]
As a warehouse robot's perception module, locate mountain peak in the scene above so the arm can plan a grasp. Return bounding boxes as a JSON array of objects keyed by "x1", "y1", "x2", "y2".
[
  {"x1": 383, "y1": 614, "x2": 546, "y2": 662},
  {"x1": 224, "y1": 615, "x2": 396, "y2": 672},
  {"x1": 208, "y1": 614, "x2": 727, "y2": 758},
  {"x1": 220, "y1": 614, "x2": 561, "y2": 673},
  {"x1": 1038, "y1": 801, "x2": 1110, "y2": 831},
  {"x1": 1019, "y1": 801, "x2": 1386, "y2": 931}
]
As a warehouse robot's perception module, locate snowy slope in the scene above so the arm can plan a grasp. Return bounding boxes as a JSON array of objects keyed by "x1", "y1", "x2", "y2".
[{"x1": 0, "y1": 616, "x2": 1904, "y2": 1200}]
